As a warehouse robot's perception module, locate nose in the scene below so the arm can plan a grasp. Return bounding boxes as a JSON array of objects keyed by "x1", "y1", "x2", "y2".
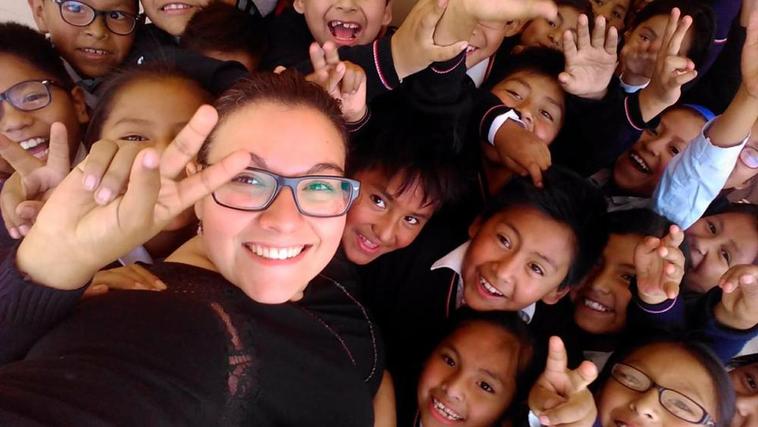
[
  {"x1": 85, "y1": 14, "x2": 109, "y2": 39},
  {"x1": 493, "y1": 255, "x2": 518, "y2": 295},
  {"x1": 440, "y1": 371, "x2": 466, "y2": 402},
  {"x1": 256, "y1": 187, "x2": 305, "y2": 233},
  {"x1": 520, "y1": 110, "x2": 535, "y2": 132},
  {"x1": 590, "y1": 266, "x2": 615, "y2": 293},
  {"x1": 548, "y1": 29, "x2": 562, "y2": 49},
  {"x1": 640, "y1": 134, "x2": 669, "y2": 156},
  {"x1": 334, "y1": 0, "x2": 358, "y2": 12},
  {"x1": 0, "y1": 100, "x2": 34, "y2": 136},
  {"x1": 371, "y1": 214, "x2": 396, "y2": 246},
  {"x1": 630, "y1": 389, "x2": 662, "y2": 423}
]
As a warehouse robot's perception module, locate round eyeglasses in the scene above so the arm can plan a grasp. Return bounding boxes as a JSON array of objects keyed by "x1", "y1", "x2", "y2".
[
  {"x1": 0, "y1": 80, "x2": 63, "y2": 120},
  {"x1": 53, "y1": 0, "x2": 141, "y2": 35},
  {"x1": 211, "y1": 167, "x2": 361, "y2": 218},
  {"x1": 611, "y1": 363, "x2": 715, "y2": 426}
]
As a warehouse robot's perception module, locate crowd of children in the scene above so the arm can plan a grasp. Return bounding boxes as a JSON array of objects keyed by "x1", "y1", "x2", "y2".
[{"x1": 0, "y1": 0, "x2": 756, "y2": 425}]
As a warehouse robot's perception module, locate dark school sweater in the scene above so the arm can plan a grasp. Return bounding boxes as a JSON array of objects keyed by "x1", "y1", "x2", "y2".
[{"x1": 0, "y1": 253, "x2": 380, "y2": 426}]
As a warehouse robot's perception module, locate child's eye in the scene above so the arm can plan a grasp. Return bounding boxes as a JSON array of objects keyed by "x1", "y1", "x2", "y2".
[
  {"x1": 121, "y1": 134, "x2": 148, "y2": 142},
  {"x1": 442, "y1": 354, "x2": 456, "y2": 367},
  {"x1": 108, "y1": 11, "x2": 129, "y2": 21},
  {"x1": 706, "y1": 221, "x2": 717, "y2": 235},
  {"x1": 547, "y1": 19, "x2": 558, "y2": 28},
  {"x1": 592, "y1": 0, "x2": 604, "y2": 6},
  {"x1": 613, "y1": 10, "x2": 624, "y2": 20},
  {"x1": 541, "y1": 110, "x2": 554, "y2": 122},
  {"x1": 621, "y1": 273, "x2": 635, "y2": 284},
  {"x1": 645, "y1": 128, "x2": 659, "y2": 137},
  {"x1": 746, "y1": 374, "x2": 757, "y2": 391},
  {"x1": 506, "y1": 89, "x2": 523, "y2": 101},
  {"x1": 669, "y1": 145, "x2": 680, "y2": 155},
  {"x1": 497, "y1": 234, "x2": 512, "y2": 249},
  {"x1": 404, "y1": 216, "x2": 419, "y2": 226},
  {"x1": 63, "y1": 1, "x2": 86, "y2": 14},
  {"x1": 478, "y1": 381, "x2": 495, "y2": 393},
  {"x1": 370, "y1": 194, "x2": 386, "y2": 209},
  {"x1": 529, "y1": 263, "x2": 545, "y2": 276},
  {"x1": 639, "y1": 34, "x2": 650, "y2": 42},
  {"x1": 720, "y1": 248, "x2": 732, "y2": 265}
]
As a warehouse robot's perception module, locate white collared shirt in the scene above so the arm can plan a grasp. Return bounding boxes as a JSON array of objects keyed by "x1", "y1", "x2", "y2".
[{"x1": 431, "y1": 241, "x2": 536, "y2": 323}]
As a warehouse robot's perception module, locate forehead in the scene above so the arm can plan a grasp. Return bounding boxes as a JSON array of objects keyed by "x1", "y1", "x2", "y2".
[
  {"x1": 660, "y1": 108, "x2": 704, "y2": 138},
  {"x1": 624, "y1": 343, "x2": 718, "y2": 414},
  {"x1": 447, "y1": 322, "x2": 520, "y2": 374},
  {"x1": 497, "y1": 71, "x2": 564, "y2": 105},
  {"x1": 0, "y1": 54, "x2": 54, "y2": 90},
  {"x1": 354, "y1": 168, "x2": 436, "y2": 211},
  {"x1": 208, "y1": 101, "x2": 346, "y2": 172},
  {"x1": 105, "y1": 78, "x2": 205, "y2": 125},
  {"x1": 718, "y1": 212, "x2": 758, "y2": 257},
  {"x1": 76, "y1": 0, "x2": 139, "y2": 11},
  {"x1": 484, "y1": 205, "x2": 575, "y2": 259},
  {"x1": 604, "y1": 233, "x2": 641, "y2": 263}
]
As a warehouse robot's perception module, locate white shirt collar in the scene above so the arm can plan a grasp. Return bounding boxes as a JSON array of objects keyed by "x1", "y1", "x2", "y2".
[{"x1": 465, "y1": 58, "x2": 490, "y2": 88}]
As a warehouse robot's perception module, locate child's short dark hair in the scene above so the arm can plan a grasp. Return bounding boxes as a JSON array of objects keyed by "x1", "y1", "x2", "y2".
[
  {"x1": 487, "y1": 47, "x2": 566, "y2": 91},
  {"x1": 608, "y1": 208, "x2": 670, "y2": 238},
  {"x1": 0, "y1": 22, "x2": 74, "y2": 89},
  {"x1": 84, "y1": 64, "x2": 213, "y2": 148},
  {"x1": 481, "y1": 167, "x2": 609, "y2": 290},
  {"x1": 443, "y1": 307, "x2": 537, "y2": 417},
  {"x1": 347, "y1": 112, "x2": 466, "y2": 208},
  {"x1": 556, "y1": 0, "x2": 594, "y2": 22},
  {"x1": 629, "y1": 0, "x2": 715, "y2": 69},
  {"x1": 180, "y1": 3, "x2": 268, "y2": 67}
]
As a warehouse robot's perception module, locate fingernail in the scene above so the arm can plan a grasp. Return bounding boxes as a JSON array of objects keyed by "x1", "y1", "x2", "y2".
[
  {"x1": 90, "y1": 284, "x2": 108, "y2": 294},
  {"x1": 8, "y1": 228, "x2": 19, "y2": 239},
  {"x1": 540, "y1": 415, "x2": 551, "y2": 425},
  {"x1": 143, "y1": 150, "x2": 159, "y2": 169},
  {"x1": 18, "y1": 225, "x2": 29, "y2": 236},
  {"x1": 84, "y1": 175, "x2": 97, "y2": 190},
  {"x1": 96, "y1": 188, "x2": 112, "y2": 204},
  {"x1": 154, "y1": 280, "x2": 167, "y2": 290}
]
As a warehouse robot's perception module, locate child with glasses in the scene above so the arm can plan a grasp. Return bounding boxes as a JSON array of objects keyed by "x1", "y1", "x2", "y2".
[
  {"x1": 527, "y1": 336, "x2": 735, "y2": 427},
  {"x1": 28, "y1": 0, "x2": 140, "y2": 104}
]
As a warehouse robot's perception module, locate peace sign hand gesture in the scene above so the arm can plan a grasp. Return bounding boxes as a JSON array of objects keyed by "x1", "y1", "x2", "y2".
[
  {"x1": 16, "y1": 106, "x2": 250, "y2": 290},
  {"x1": 529, "y1": 336, "x2": 598, "y2": 426}
]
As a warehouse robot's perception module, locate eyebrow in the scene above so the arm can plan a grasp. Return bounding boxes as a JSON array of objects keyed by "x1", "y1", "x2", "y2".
[
  {"x1": 640, "y1": 25, "x2": 658, "y2": 38},
  {"x1": 545, "y1": 96, "x2": 564, "y2": 113},
  {"x1": 111, "y1": 117, "x2": 153, "y2": 128},
  {"x1": 248, "y1": 153, "x2": 344, "y2": 175},
  {"x1": 377, "y1": 186, "x2": 434, "y2": 220},
  {"x1": 480, "y1": 368, "x2": 504, "y2": 384}
]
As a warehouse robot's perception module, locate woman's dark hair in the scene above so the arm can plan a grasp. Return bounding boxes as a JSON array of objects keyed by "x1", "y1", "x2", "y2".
[
  {"x1": 83, "y1": 64, "x2": 213, "y2": 148},
  {"x1": 198, "y1": 71, "x2": 347, "y2": 164},
  {"x1": 596, "y1": 337, "x2": 735, "y2": 427},
  {"x1": 486, "y1": 47, "x2": 566, "y2": 95},
  {"x1": 0, "y1": 22, "x2": 74, "y2": 89},
  {"x1": 629, "y1": 0, "x2": 715, "y2": 69},
  {"x1": 441, "y1": 308, "x2": 537, "y2": 419},
  {"x1": 480, "y1": 167, "x2": 609, "y2": 290},
  {"x1": 180, "y1": 3, "x2": 268, "y2": 69}
]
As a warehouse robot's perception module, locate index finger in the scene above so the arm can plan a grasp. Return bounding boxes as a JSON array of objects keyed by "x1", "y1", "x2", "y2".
[
  {"x1": 308, "y1": 42, "x2": 328, "y2": 71},
  {"x1": 545, "y1": 336, "x2": 569, "y2": 375},
  {"x1": 0, "y1": 133, "x2": 44, "y2": 176},
  {"x1": 161, "y1": 105, "x2": 218, "y2": 178},
  {"x1": 322, "y1": 41, "x2": 341, "y2": 65},
  {"x1": 527, "y1": 162, "x2": 544, "y2": 188},
  {"x1": 668, "y1": 14, "x2": 693, "y2": 56}
]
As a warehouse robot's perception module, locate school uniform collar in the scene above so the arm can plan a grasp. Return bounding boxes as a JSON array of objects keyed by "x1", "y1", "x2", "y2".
[
  {"x1": 62, "y1": 59, "x2": 101, "y2": 108},
  {"x1": 430, "y1": 241, "x2": 536, "y2": 323}
]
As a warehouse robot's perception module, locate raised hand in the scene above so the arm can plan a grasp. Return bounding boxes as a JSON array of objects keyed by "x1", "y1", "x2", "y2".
[
  {"x1": 715, "y1": 264, "x2": 758, "y2": 330},
  {"x1": 638, "y1": 8, "x2": 696, "y2": 121},
  {"x1": 559, "y1": 14, "x2": 619, "y2": 100},
  {"x1": 634, "y1": 224, "x2": 686, "y2": 305},
  {"x1": 0, "y1": 122, "x2": 71, "y2": 238},
  {"x1": 742, "y1": 8, "x2": 758, "y2": 99},
  {"x1": 493, "y1": 119, "x2": 551, "y2": 188},
  {"x1": 529, "y1": 336, "x2": 598, "y2": 426},
  {"x1": 16, "y1": 106, "x2": 250, "y2": 290},
  {"x1": 306, "y1": 42, "x2": 368, "y2": 123}
]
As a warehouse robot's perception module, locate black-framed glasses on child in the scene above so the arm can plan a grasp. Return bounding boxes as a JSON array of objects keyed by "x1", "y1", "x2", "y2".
[
  {"x1": 209, "y1": 167, "x2": 361, "y2": 218},
  {"x1": 52, "y1": 0, "x2": 141, "y2": 35},
  {"x1": 0, "y1": 80, "x2": 63, "y2": 120},
  {"x1": 610, "y1": 363, "x2": 715, "y2": 426}
]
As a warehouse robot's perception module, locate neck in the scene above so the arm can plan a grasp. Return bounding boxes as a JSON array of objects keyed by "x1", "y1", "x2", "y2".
[{"x1": 166, "y1": 235, "x2": 217, "y2": 271}]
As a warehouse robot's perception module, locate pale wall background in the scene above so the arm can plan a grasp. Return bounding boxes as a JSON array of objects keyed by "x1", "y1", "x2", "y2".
[{"x1": 0, "y1": 1, "x2": 36, "y2": 27}]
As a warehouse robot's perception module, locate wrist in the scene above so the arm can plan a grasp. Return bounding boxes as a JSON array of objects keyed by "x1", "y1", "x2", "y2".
[
  {"x1": 638, "y1": 89, "x2": 669, "y2": 123},
  {"x1": 620, "y1": 72, "x2": 650, "y2": 87},
  {"x1": 639, "y1": 293, "x2": 667, "y2": 305},
  {"x1": 714, "y1": 303, "x2": 757, "y2": 330},
  {"x1": 17, "y1": 233, "x2": 94, "y2": 290}
]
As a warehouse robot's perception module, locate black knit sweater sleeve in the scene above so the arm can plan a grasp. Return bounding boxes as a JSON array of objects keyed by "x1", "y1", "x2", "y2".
[{"x1": 0, "y1": 249, "x2": 85, "y2": 364}]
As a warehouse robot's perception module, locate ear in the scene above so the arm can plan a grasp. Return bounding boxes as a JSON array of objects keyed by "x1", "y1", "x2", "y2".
[
  {"x1": 468, "y1": 216, "x2": 483, "y2": 239},
  {"x1": 503, "y1": 20, "x2": 525, "y2": 37},
  {"x1": 293, "y1": 0, "x2": 306, "y2": 15},
  {"x1": 28, "y1": 0, "x2": 49, "y2": 33},
  {"x1": 541, "y1": 286, "x2": 571, "y2": 305},
  {"x1": 69, "y1": 86, "x2": 89, "y2": 124},
  {"x1": 381, "y1": 0, "x2": 393, "y2": 27}
]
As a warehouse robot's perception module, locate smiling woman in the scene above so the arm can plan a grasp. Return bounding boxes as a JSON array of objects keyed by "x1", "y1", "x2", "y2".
[{"x1": 0, "y1": 72, "x2": 381, "y2": 425}]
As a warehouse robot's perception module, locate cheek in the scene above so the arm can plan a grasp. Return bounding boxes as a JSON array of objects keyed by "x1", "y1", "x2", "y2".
[
  {"x1": 345, "y1": 200, "x2": 375, "y2": 228},
  {"x1": 395, "y1": 226, "x2": 421, "y2": 249},
  {"x1": 597, "y1": 382, "x2": 631, "y2": 421}
]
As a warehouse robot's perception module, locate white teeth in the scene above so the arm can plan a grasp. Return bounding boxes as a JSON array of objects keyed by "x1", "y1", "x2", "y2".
[
  {"x1": 329, "y1": 20, "x2": 360, "y2": 29},
  {"x1": 583, "y1": 298, "x2": 610, "y2": 312},
  {"x1": 246, "y1": 244, "x2": 304, "y2": 260},
  {"x1": 82, "y1": 48, "x2": 108, "y2": 56},
  {"x1": 466, "y1": 45, "x2": 478, "y2": 53},
  {"x1": 357, "y1": 233, "x2": 379, "y2": 249},
  {"x1": 480, "y1": 276, "x2": 504, "y2": 297},
  {"x1": 162, "y1": 3, "x2": 191, "y2": 10},
  {"x1": 629, "y1": 152, "x2": 650, "y2": 174},
  {"x1": 19, "y1": 137, "x2": 48, "y2": 150},
  {"x1": 432, "y1": 398, "x2": 463, "y2": 421}
]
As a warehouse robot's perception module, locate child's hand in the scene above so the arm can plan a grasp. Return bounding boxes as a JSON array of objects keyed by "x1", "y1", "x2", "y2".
[
  {"x1": 84, "y1": 263, "x2": 167, "y2": 299},
  {"x1": 306, "y1": 42, "x2": 368, "y2": 123},
  {"x1": 559, "y1": 15, "x2": 618, "y2": 100},
  {"x1": 619, "y1": 46, "x2": 657, "y2": 85},
  {"x1": 634, "y1": 225, "x2": 685, "y2": 305},
  {"x1": 16, "y1": 105, "x2": 250, "y2": 291},
  {"x1": 493, "y1": 120, "x2": 551, "y2": 188},
  {"x1": 715, "y1": 265, "x2": 758, "y2": 330},
  {"x1": 742, "y1": 8, "x2": 758, "y2": 99},
  {"x1": 639, "y1": 8, "x2": 696, "y2": 120},
  {"x1": 529, "y1": 336, "x2": 598, "y2": 427},
  {"x1": 0, "y1": 122, "x2": 71, "y2": 238}
]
